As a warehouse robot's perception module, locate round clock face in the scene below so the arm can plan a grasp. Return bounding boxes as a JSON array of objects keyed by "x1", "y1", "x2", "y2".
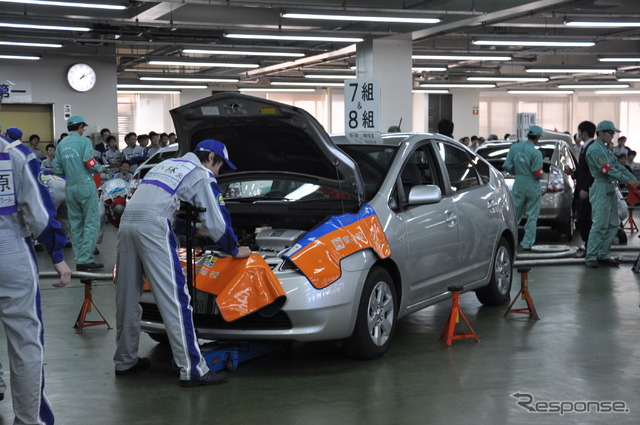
[{"x1": 67, "y1": 63, "x2": 96, "y2": 92}]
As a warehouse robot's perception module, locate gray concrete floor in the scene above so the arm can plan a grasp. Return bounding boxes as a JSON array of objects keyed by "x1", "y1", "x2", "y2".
[{"x1": 1, "y1": 225, "x2": 640, "y2": 425}]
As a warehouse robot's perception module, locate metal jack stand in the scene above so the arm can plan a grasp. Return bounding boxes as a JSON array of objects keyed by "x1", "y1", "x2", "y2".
[
  {"x1": 440, "y1": 286, "x2": 480, "y2": 346},
  {"x1": 74, "y1": 278, "x2": 112, "y2": 334},
  {"x1": 504, "y1": 267, "x2": 540, "y2": 320}
]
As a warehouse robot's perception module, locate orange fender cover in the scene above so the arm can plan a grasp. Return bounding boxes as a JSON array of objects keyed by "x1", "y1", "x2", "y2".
[{"x1": 284, "y1": 204, "x2": 391, "y2": 289}]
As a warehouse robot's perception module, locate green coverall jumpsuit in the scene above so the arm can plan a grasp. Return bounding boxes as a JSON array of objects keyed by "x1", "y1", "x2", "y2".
[
  {"x1": 585, "y1": 139, "x2": 635, "y2": 262},
  {"x1": 503, "y1": 140, "x2": 544, "y2": 249},
  {"x1": 54, "y1": 132, "x2": 102, "y2": 265}
]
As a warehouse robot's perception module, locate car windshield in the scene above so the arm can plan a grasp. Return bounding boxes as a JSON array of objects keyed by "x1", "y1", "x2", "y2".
[
  {"x1": 477, "y1": 143, "x2": 556, "y2": 173},
  {"x1": 338, "y1": 144, "x2": 398, "y2": 200}
]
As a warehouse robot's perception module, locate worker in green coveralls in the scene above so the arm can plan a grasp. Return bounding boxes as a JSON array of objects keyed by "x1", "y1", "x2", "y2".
[
  {"x1": 54, "y1": 115, "x2": 104, "y2": 271},
  {"x1": 503, "y1": 125, "x2": 544, "y2": 250},
  {"x1": 584, "y1": 120, "x2": 640, "y2": 268}
]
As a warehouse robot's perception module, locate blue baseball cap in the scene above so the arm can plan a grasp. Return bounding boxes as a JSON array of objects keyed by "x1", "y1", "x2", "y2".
[
  {"x1": 5, "y1": 127, "x2": 23, "y2": 141},
  {"x1": 527, "y1": 125, "x2": 543, "y2": 136},
  {"x1": 67, "y1": 114, "x2": 87, "y2": 126},
  {"x1": 194, "y1": 139, "x2": 237, "y2": 170}
]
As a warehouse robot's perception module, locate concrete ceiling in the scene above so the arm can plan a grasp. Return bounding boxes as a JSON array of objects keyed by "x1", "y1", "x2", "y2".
[{"x1": 1, "y1": 0, "x2": 640, "y2": 91}]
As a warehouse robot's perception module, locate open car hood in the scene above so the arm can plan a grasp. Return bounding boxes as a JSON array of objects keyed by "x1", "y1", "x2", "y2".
[{"x1": 170, "y1": 93, "x2": 365, "y2": 202}]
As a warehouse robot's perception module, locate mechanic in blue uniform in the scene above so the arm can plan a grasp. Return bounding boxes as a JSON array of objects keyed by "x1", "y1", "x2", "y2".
[
  {"x1": 114, "y1": 139, "x2": 251, "y2": 386},
  {"x1": 0, "y1": 85, "x2": 72, "y2": 425},
  {"x1": 503, "y1": 125, "x2": 544, "y2": 250},
  {"x1": 584, "y1": 120, "x2": 640, "y2": 268}
]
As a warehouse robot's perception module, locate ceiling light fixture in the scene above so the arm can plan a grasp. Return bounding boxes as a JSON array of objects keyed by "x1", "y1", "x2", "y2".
[
  {"x1": 271, "y1": 81, "x2": 345, "y2": 87},
  {"x1": 117, "y1": 84, "x2": 208, "y2": 89},
  {"x1": 412, "y1": 54, "x2": 512, "y2": 61},
  {"x1": 412, "y1": 67, "x2": 448, "y2": 72},
  {"x1": 526, "y1": 67, "x2": 616, "y2": 74},
  {"x1": 0, "y1": 40, "x2": 62, "y2": 48},
  {"x1": 118, "y1": 90, "x2": 181, "y2": 94},
  {"x1": 240, "y1": 88, "x2": 317, "y2": 92},
  {"x1": 598, "y1": 57, "x2": 640, "y2": 62},
  {"x1": 304, "y1": 74, "x2": 356, "y2": 79},
  {"x1": 618, "y1": 78, "x2": 640, "y2": 82},
  {"x1": 0, "y1": 22, "x2": 90, "y2": 31},
  {"x1": 412, "y1": 89, "x2": 450, "y2": 94},
  {"x1": 467, "y1": 76, "x2": 549, "y2": 82},
  {"x1": 140, "y1": 76, "x2": 239, "y2": 83},
  {"x1": 0, "y1": 54, "x2": 40, "y2": 60},
  {"x1": 182, "y1": 49, "x2": 305, "y2": 58},
  {"x1": 594, "y1": 90, "x2": 640, "y2": 94},
  {"x1": 281, "y1": 12, "x2": 440, "y2": 24},
  {"x1": 225, "y1": 33, "x2": 364, "y2": 43},
  {"x1": 419, "y1": 83, "x2": 497, "y2": 88},
  {"x1": 507, "y1": 90, "x2": 574, "y2": 95},
  {"x1": 147, "y1": 59, "x2": 259, "y2": 68},
  {"x1": 0, "y1": 0, "x2": 126, "y2": 9},
  {"x1": 557, "y1": 84, "x2": 629, "y2": 89},
  {"x1": 565, "y1": 21, "x2": 640, "y2": 28},
  {"x1": 473, "y1": 39, "x2": 595, "y2": 47}
]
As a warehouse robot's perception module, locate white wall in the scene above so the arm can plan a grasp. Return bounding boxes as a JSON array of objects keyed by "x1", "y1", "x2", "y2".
[
  {"x1": 452, "y1": 89, "x2": 480, "y2": 140},
  {"x1": 1, "y1": 51, "x2": 118, "y2": 143}
]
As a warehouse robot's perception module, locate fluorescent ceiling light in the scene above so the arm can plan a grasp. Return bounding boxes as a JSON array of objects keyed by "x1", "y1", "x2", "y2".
[
  {"x1": 565, "y1": 21, "x2": 640, "y2": 28},
  {"x1": 281, "y1": 12, "x2": 440, "y2": 24},
  {"x1": 618, "y1": 78, "x2": 640, "y2": 82},
  {"x1": 468, "y1": 76, "x2": 549, "y2": 82},
  {"x1": 304, "y1": 74, "x2": 356, "y2": 79},
  {"x1": 118, "y1": 90, "x2": 181, "y2": 94},
  {"x1": 412, "y1": 67, "x2": 448, "y2": 72},
  {"x1": 0, "y1": 40, "x2": 62, "y2": 48},
  {"x1": 507, "y1": 90, "x2": 574, "y2": 95},
  {"x1": 599, "y1": 57, "x2": 640, "y2": 62},
  {"x1": 182, "y1": 49, "x2": 305, "y2": 58},
  {"x1": 271, "y1": 81, "x2": 344, "y2": 87},
  {"x1": 473, "y1": 39, "x2": 595, "y2": 47},
  {"x1": 0, "y1": 54, "x2": 40, "y2": 60},
  {"x1": 412, "y1": 89, "x2": 449, "y2": 94},
  {"x1": 240, "y1": 88, "x2": 316, "y2": 92},
  {"x1": 412, "y1": 54, "x2": 512, "y2": 61},
  {"x1": 226, "y1": 33, "x2": 364, "y2": 43},
  {"x1": 420, "y1": 83, "x2": 496, "y2": 88},
  {"x1": 557, "y1": 84, "x2": 629, "y2": 89},
  {"x1": 0, "y1": 0, "x2": 126, "y2": 9},
  {"x1": 140, "y1": 76, "x2": 239, "y2": 83},
  {"x1": 148, "y1": 60, "x2": 259, "y2": 68},
  {"x1": 526, "y1": 67, "x2": 616, "y2": 74},
  {"x1": 117, "y1": 84, "x2": 208, "y2": 89},
  {"x1": 594, "y1": 90, "x2": 640, "y2": 94},
  {"x1": 0, "y1": 22, "x2": 90, "y2": 31}
]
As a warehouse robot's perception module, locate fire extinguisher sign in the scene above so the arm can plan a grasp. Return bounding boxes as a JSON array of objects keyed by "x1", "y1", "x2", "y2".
[{"x1": 344, "y1": 78, "x2": 380, "y2": 132}]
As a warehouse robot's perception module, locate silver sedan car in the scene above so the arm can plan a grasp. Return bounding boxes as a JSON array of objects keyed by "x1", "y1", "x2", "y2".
[{"x1": 139, "y1": 93, "x2": 517, "y2": 359}]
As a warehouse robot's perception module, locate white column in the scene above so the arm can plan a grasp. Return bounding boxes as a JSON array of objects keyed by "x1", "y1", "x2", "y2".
[
  {"x1": 356, "y1": 37, "x2": 413, "y2": 132},
  {"x1": 451, "y1": 89, "x2": 480, "y2": 139}
]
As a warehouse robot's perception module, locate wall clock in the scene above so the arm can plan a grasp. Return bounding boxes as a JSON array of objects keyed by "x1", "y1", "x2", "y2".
[{"x1": 67, "y1": 63, "x2": 96, "y2": 92}]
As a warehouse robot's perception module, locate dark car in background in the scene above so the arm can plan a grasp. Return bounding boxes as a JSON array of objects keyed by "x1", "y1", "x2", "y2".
[{"x1": 476, "y1": 139, "x2": 577, "y2": 238}]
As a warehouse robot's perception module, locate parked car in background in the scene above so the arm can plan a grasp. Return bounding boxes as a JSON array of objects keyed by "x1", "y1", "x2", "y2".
[
  {"x1": 139, "y1": 93, "x2": 518, "y2": 359},
  {"x1": 476, "y1": 139, "x2": 577, "y2": 238},
  {"x1": 129, "y1": 143, "x2": 178, "y2": 190}
]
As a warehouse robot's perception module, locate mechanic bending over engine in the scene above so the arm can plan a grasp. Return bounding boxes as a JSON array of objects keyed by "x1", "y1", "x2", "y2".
[
  {"x1": 114, "y1": 139, "x2": 251, "y2": 387},
  {"x1": 503, "y1": 125, "x2": 544, "y2": 250}
]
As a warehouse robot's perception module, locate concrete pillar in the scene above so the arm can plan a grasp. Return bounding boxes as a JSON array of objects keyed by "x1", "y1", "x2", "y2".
[
  {"x1": 451, "y1": 89, "x2": 480, "y2": 139},
  {"x1": 356, "y1": 37, "x2": 412, "y2": 132}
]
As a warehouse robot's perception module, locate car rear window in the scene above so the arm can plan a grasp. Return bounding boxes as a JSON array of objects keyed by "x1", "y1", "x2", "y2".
[{"x1": 338, "y1": 144, "x2": 398, "y2": 200}]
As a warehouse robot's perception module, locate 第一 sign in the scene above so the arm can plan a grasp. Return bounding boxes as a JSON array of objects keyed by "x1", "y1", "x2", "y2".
[{"x1": 345, "y1": 78, "x2": 380, "y2": 132}]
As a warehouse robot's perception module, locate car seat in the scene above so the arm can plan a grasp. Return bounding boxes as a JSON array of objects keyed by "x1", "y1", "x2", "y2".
[{"x1": 401, "y1": 163, "x2": 422, "y2": 201}]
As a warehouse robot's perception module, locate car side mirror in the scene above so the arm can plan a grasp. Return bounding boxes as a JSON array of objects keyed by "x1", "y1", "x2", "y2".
[{"x1": 407, "y1": 185, "x2": 442, "y2": 206}]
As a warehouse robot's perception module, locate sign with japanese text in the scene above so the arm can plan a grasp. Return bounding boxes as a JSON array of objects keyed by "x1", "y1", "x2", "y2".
[{"x1": 345, "y1": 78, "x2": 380, "y2": 132}]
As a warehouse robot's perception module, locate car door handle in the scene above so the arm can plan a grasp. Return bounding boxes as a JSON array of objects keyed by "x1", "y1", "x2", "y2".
[{"x1": 445, "y1": 210, "x2": 457, "y2": 227}]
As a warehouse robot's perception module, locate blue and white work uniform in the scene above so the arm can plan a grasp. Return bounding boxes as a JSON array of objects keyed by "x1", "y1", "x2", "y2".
[
  {"x1": 114, "y1": 152, "x2": 238, "y2": 380},
  {"x1": 0, "y1": 135, "x2": 67, "y2": 425}
]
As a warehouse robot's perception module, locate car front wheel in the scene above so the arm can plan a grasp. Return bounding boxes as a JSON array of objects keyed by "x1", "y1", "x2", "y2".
[
  {"x1": 475, "y1": 237, "x2": 512, "y2": 306},
  {"x1": 343, "y1": 268, "x2": 396, "y2": 360}
]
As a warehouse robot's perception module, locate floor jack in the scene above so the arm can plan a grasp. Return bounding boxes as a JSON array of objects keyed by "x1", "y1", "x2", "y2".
[
  {"x1": 179, "y1": 202, "x2": 281, "y2": 372},
  {"x1": 74, "y1": 278, "x2": 112, "y2": 334}
]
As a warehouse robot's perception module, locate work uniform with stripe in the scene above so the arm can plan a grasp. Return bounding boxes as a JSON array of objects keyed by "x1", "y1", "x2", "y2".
[
  {"x1": 585, "y1": 139, "x2": 636, "y2": 262},
  {"x1": 0, "y1": 135, "x2": 67, "y2": 425},
  {"x1": 53, "y1": 132, "x2": 102, "y2": 265},
  {"x1": 503, "y1": 140, "x2": 544, "y2": 249},
  {"x1": 114, "y1": 152, "x2": 239, "y2": 380}
]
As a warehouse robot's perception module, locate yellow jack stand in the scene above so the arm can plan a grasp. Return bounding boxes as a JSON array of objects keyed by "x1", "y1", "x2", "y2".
[
  {"x1": 504, "y1": 267, "x2": 540, "y2": 320},
  {"x1": 74, "y1": 278, "x2": 112, "y2": 334},
  {"x1": 440, "y1": 286, "x2": 480, "y2": 346}
]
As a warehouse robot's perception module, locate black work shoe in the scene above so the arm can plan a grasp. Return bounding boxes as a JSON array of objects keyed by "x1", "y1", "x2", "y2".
[
  {"x1": 76, "y1": 262, "x2": 104, "y2": 271},
  {"x1": 180, "y1": 371, "x2": 228, "y2": 387},
  {"x1": 94, "y1": 247, "x2": 100, "y2": 255},
  {"x1": 585, "y1": 260, "x2": 599, "y2": 268},
  {"x1": 115, "y1": 357, "x2": 151, "y2": 376},
  {"x1": 597, "y1": 258, "x2": 620, "y2": 267}
]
